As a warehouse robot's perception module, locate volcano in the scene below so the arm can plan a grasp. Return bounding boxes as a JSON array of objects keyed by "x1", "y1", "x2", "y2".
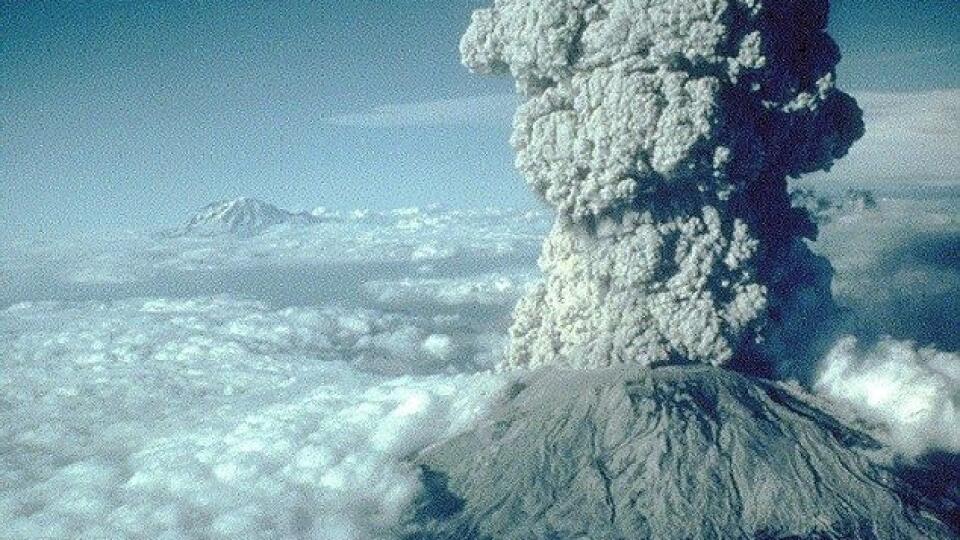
[{"x1": 405, "y1": 366, "x2": 958, "y2": 539}]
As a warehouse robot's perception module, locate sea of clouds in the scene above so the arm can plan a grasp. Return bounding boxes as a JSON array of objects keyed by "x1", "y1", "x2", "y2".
[
  {"x1": 0, "y1": 295, "x2": 512, "y2": 538},
  {"x1": 1, "y1": 194, "x2": 957, "y2": 538}
]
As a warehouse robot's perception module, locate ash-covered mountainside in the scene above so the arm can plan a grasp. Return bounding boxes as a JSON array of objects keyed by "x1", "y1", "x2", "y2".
[
  {"x1": 405, "y1": 366, "x2": 958, "y2": 539},
  {"x1": 168, "y1": 197, "x2": 324, "y2": 237}
]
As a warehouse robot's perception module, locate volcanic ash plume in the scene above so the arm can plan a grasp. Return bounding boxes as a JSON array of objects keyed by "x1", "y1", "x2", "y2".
[{"x1": 462, "y1": 0, "x2": 864, "y2": 373}]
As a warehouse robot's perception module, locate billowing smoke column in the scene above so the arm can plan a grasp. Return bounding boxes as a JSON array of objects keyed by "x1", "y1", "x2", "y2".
[{"x1": 462, "y1": 0, "x2": 864, "y2": 373}]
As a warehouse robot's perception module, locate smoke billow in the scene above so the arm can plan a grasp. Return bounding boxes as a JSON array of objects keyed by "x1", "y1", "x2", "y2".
[{"x1": 461, "y1": 0, "x2": 863, "y2": 374}]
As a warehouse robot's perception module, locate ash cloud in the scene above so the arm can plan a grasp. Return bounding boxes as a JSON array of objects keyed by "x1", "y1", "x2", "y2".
[{"x1": 461, "y1": 0, "x2": 864, "y2": 372}]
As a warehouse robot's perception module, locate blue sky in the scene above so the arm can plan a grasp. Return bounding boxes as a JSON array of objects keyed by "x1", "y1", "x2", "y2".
[{"x1": 1, "y1": 0, "x2": 958, "y2": 240}]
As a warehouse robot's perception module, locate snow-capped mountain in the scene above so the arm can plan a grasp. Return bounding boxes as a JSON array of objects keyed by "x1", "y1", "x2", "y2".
[{"x1": 169, "y1": 197, "x2": 324, "y2": 237}]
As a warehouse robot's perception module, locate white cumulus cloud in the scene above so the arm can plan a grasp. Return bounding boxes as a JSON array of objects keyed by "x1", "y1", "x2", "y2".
[
  {"x1": 0, "y1": 296, "x2": 512, "y2": 539},
  {"x1": 815, "y1": 336, "x2": 960, "y2": 457}
]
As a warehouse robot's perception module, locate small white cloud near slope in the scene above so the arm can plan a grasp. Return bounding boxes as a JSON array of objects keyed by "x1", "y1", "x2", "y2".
[{"x1": 815, "y1": 336, "x2": 960, "y2": 457}]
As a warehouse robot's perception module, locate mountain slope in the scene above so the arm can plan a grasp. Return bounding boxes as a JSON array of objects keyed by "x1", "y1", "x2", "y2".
[{"x1": 405, "y1": 365, "x2": 957, "y2": 539}]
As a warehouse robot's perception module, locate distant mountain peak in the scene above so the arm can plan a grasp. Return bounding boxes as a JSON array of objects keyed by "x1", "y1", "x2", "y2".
[{"x1": 170, "y1": 197, "x2": 323, "y2": 237}]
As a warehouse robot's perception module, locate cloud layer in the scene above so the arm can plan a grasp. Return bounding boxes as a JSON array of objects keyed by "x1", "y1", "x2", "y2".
[{"x1": 0, "y1": 296, "x2": 511, "y2": 539}]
